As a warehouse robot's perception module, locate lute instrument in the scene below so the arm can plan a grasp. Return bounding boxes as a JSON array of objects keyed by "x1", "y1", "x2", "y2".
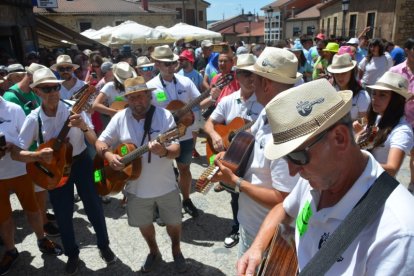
[
  {"x1": 26, "y1": 84, "x2": 94, "y2": 190},
  {"x1": 196, "y1": 131, "x2": 254, "y2": 194},
  {"x1": 93, "y1": 124, "x2": 186, "y2": 196}
]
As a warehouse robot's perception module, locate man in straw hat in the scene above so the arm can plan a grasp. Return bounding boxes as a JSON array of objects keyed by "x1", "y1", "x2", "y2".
[
  {"x1": 51, "y1": 54, "x2": 86, "y2": 100},
  {"x1": 212, "y1": 47, "x2": 301, "y2": 257},
  {"x1": 0, "y1": 95, "x2": 63, "y2": 276},
  {"x1": 18, "y1": 68, "x2": 116, "y2": 274},
  {"x1": 147, "y1": 45, "x2": 211, "y2": 217},
  {"x1": 204, "y1": 53, "x2": 264, "y2": 249},
  {"x1": 96, "y1": 76, "x2": 187, "y2": 273},
  {"x1": 5, "y1": 64, "x2": 26, "y2": 87},
  {"x1": 236, "y1": 79, "x2": 414, "y2": 275},
  {"x1": 3, "y1": 63, "x2": 61, "y2": 237}
]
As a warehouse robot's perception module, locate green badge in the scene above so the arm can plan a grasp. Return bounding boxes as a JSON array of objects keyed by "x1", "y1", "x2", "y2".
[
  {"x1": 296, "y1": 201, "x2": 313, "y2": 237},
  {"x1": 120, "y1": 145, "x2": 128, "y2": 156},
  {"x1": 114, "y1": 96, "x2": 124, "y2": 102},
  {"x1": 155, "y1": 91, "x2": 167, "y2": 102},
  {"x1": 94, "y1": 170, "x2": 102, "y2": 183},
  {"x1": 209, "y1": 154, "x2": 216, "y2": 165},
  {"x1": 210, "y1": 71, "x2": 217, "y2": 79}
]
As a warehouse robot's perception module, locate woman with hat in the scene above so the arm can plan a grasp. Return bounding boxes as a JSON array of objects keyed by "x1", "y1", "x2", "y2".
[
  {"x1": 92, "y1": 61, "x2": 137, "y2": 118},
  {"x1": 354, "y1": 71, "x2": 413, "y2": 176},
  {"x1": 327, "y1": 53, "x2": 370, "y2": 122},
  {"x1": 312, "y1": 42, "x2": 339, "y2": 80},
  {"x1": 289, "y1": 41, "x2": 313, "y2": 82},
  {"x1": 358, "y1": 38, "x2": 393, "y2": 89}
]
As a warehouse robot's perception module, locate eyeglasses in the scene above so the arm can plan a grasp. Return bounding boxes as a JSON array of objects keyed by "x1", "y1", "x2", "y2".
[
  {"x1": 282, "y1": 130, "x2": 329, "y2": 166},
  {"x1": 140, "y1": 66, "x2": 154, "y2": 72},
  {"x1": 37, "y1": 84, "x2": 61, "y2": 94},
  {"x1": 57, "y1": 67, "x2": 73, "y2": 72},
  {"x1": 236, "y1": 70, "x2": 253, "y2": 77},
  {"x1": 163, "y1": 61, "x2": 177, "y2": 67}
]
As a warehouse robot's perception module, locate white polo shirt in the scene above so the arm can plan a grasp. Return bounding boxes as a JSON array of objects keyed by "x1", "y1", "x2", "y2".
[
  {"x1": 283, "y1": 151, "x2": 414, "y2": 275},
  {"x1": 19, "y1": 101, "x2": 92, "y2": 156},
  {"x1": 210, "y1": 89, "x2": 263, "y2": 124},
  {"x1": 0, "y1": 97, "x2": 27, "y2": 179},
  {"x1": 60, "y1": 78, "x2": 86, "y2": 100},
  {"x1": 147, "y1": 73, "x2": 201, "y2": 141},
  {"x1": 239, "y1": 109, "x2": 299, "y2": 236},
  {"x1": 98, "y1": 107, "x2": 179, "y2": 198},
  {"x1": 100, "y1": 81, "x2": 125, "y2": 106}
]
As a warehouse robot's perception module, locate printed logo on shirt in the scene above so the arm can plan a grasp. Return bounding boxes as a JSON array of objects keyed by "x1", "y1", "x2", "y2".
[
  {"x1": 0, "y1": 117, "x2": 11, "y2": 124},
  {"x1": 177, "y1": 89, "x2": 187, "y2": 95},
  {"x1": 296, "y1": 201, "x2": 313, "y2": 237},
  {"x1": 149, "y1": 128, "x2": 161, "y2": 135},
  {"x1": 155, "y1": 91, "x2": 168, "y2": 102},
  {"x1": 296, "y1": 98, "x2": 325, "y2": 117},
  {"x1": 318, "y1": 232, "x2": 344, "y2": 262}
]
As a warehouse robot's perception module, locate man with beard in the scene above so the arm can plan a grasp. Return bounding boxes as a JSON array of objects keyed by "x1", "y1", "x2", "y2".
[{"x1": 51, "y1": 55, "x2": 86, "y2": 100}]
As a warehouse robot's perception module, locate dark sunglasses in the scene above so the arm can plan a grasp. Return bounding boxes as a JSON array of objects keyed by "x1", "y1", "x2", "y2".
[
  {"x1": 38, "y1": 84, "x2": 61, "y2": 94},
  {"x1": 163, "y1": 61, "x2": 177, "y2": 67},
  {"x1": 282, "y1": 130, "x2": 328, "y2": 166},
  {"x1": 58, "y1": 67, "x2": 73, "y2": 72},
  {"x1": 236, "y1": 70, "x2": 253, "y2": 77},
  {"x1": 140, "y1": 66, "x2": 154, "y2": 72}
]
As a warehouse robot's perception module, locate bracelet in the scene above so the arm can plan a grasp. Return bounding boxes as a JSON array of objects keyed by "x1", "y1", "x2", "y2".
[
  {"x1": 160, "y1": 148, "x2": 169, "y2": 158},
  {"x1": 235, "y1": 177, "x2": 243, "y2": 193}
]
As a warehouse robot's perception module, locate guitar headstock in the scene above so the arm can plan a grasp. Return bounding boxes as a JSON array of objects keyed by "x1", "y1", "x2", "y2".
[
  {"x1": 216, "y1": 73, "x2": 234, "y2": 89},
  {"x1": 158, "y1": 124, "x2": 187, "y2": 144},
  {"x1": 71, "y1": 85, "x2": 96, "y2": 114}
]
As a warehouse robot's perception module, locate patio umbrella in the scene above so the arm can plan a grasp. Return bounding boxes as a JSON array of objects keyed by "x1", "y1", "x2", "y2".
[{"x1": 159, "y1": 22, "x2": 222, "y2": 42}]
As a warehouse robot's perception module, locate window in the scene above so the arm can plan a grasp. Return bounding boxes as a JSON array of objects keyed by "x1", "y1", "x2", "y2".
[
  {"x1": 115, "y1": 20, "x2": 124, "y2": 26},
  {"x1": 366, "y1": 12, "x2": 376, "y2": 38},
  {"x1": 327, "y1": 18, "x2": 331, "y2": 37},
  {"x1": 307, "y1": 26, "x2": 315, "y2": 36},
  {"x1": 333, "y1": 17, "x2": 337, "y2": 37},
  {"x1": 79, "y1": 22, "x2": 91, "y2": 32},
  {"x1": 349, "y1": 14, "x2": 357, "y2": 37},
  {"x1": 199, "y1": 10, "x2": 204, "y2": 21},
  {"x1": 176, "y1": 8, "x2": 182, "y2": 20},
  {"x1": 293, "y1": 27, "x2": 301, "y2": 37},
  {"x1": 322, "y1": 19, "x2": 325, "y2": 31}
]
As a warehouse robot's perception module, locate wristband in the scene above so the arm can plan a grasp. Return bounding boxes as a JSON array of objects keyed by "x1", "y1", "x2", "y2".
[{"x1": 235, "y1": 177, "x2": 243, "y2": 193}]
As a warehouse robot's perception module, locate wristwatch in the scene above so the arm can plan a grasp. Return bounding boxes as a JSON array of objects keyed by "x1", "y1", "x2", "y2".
[{"x1": 235, "y1": 177, "x2": 243, "y2": 193}]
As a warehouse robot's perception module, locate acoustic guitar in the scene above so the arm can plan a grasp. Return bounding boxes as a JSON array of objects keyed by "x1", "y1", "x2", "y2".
[
  {"x1": 93, "y1": 124, "x2": 187, "y2": 196},
  {"x1": 195, "y1": 131, "x2": 254, "y2": 194},
  {"x1": 205, "y1": 117, "x2": 256, "y2": 164},
  {"x1": 166, "y1": 73, "x2": 234, "y2": 127},
  {"x1": 110, "y1": 100, "x2": 128, "y2": 111},
  {"x1": 256, "y1": 225, "x2": 298, "y2": 276},
  {"x1": 355, "y1": 125, "x2": 379, "y2": 150},
  {"x1": 26, "y1": 84, "x2": 94, "y2": 190}
]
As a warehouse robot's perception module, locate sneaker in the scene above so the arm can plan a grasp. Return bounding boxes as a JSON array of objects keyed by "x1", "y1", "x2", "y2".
[
  {"x1": 43, "y1": 222, "x2": 60, "y2": 237},
  {"x1": 192, "y1": 149, "x2": 200, "y2": 158},
  {"x1": 182, "y1": 198, "x2": 199, "y2": 217},
  {"x1": 46, "y1": 212, "x2": 56, "y2": 222},
  {"x1": 141, "y1": 252, "x2": 162, "y2": 273},
  {"x1": 173, "y1": 253, "x2": 187, "y2": 273},
  {"x1": 0, "y1": 249, "x2": 19, "y2": 276},
  {"x1": 99, "y1": 247, "x2": 117, "y2": 264},
  {"x1": 65, "y1": 255, "x2": 79, "y2": 275},
  {"x1": 214, "y1": 184, "x2": 225, "y2": 193},
  {"x1": 37, "y1": 237, "x2": 63, "y2": 255},
  {"x1": 224, "y1": 231, "x2": 239, "y2": 248},
  {"x1": 101, "y1": 195, "x2": 111, "y2": 204}
]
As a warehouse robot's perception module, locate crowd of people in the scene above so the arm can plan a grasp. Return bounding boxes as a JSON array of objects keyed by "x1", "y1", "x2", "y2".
[{"x1": 1, "y1": 29, "x2": 414, "y2": 276}]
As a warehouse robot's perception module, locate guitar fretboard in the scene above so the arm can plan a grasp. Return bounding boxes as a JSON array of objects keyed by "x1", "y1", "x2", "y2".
[{"x1": 195, "y1": 165, "x2": 219, "y2": 194}]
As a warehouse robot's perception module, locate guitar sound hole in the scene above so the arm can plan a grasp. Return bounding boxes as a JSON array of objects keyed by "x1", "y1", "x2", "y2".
[{"x1": 228, "y1": 132, "x2": 235, "y2": 142}]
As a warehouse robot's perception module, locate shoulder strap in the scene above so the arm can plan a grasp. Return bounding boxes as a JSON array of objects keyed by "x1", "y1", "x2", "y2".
[
  {"x1": 8, "y1": 88, "x2": 36, "y2": 110},
  {"x1": 140, "y1": 105, "x2": 156, "y2": 163},
  {"x1": 299, "y1": 171, "x2": 399, "y2": 276},
  {"x1": 37, "y1": 112, "x2": 44, "y2": 144}
]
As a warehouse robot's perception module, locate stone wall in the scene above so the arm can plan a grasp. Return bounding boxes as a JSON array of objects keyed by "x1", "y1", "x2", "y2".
[{"x1": 394, "y1": 0, "x2": 414, "y2": 45}]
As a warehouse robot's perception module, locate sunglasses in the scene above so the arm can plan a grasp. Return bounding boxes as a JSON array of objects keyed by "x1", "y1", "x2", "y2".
[
  {"x1": 140, "y1": 66, "x2": 154, "y2": 72},
  {"x1": 236, "y1": 70, "x2": 253, "y2": 77},
  {"x1": 58, "y1": 67, "x2": 73, "y2": 72},
  {"x1": 163, "y1": 61, "x2": 177, "y2": 67},
  {"x1": 282, "y1": 130, "x2": 329, "y2": 166},
  {"x1": 38, "y1": 84, "x2": 61, "y2": 94}
]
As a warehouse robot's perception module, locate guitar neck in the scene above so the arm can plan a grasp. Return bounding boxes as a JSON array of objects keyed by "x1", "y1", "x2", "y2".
[
  {"x1": 121, "y1": 144, "x2": 149, "y2": 165},
  {"x1": 174, "y1": 91, "x2": 211, "y2": 117},
  {"x1": 235, "y1": 120, "x2": 256, "y2": 135}
]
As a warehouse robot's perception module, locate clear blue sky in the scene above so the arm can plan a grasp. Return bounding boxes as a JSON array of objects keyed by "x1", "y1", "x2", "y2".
[{"x1": 207, "y1": 0, "x2": 273, "y2": 21}]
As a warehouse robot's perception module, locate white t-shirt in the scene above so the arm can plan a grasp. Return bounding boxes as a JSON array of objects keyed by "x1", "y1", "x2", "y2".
[
  {"x1": 283, "y1": 152, "x2": 414, "y2": 275},
  {"x1": 98, "y1": 107, "x2": 179, "y2": 198},
  {"x1": 210, "y1": 89, "x2": 263, "y2": 124},
  {"x1": 239, "y1": 109, "x2": 299, "y2": 236},
  {"x1": 371, "y1": 117, "x2": 413, "y2": 165},
  {"x1": 147, "y1": 73, "x2": 201, "y2": 141},
  {"x1": 60, "y1": 78, "x2": 86, "y2": 100},
  {"x1": 100, "y1": 81, "x2": 125, "y2": 106},
  {"x1": 334, "y1": 86, "x2": 371, "y2": 121},
  {"x1": 19, "y1": 101, "x2": 93, "y2": 156},
  {"x1": 359, "y1": 55, "x2": 393, "y2": 86},
  {"x1": 0, "y1": 97, "x2": 27, "y2": 179}
]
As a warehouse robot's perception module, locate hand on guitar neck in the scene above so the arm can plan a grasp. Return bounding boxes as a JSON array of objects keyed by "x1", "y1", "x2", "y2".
[{"x1": 210, "y1": 152, "x2": 238, "y2": 186}]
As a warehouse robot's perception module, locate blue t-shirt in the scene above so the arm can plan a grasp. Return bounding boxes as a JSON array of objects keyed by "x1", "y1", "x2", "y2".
[{"x1": 178, "y1": 69, "x2": 203, "y2": 91}]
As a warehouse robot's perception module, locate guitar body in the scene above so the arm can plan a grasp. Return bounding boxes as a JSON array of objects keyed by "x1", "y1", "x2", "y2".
[
  {"x1": 27, "y1": 139, "x2": 73, "y2": 190},
  {"x1": 166, "y1": 100, "x2": 195, "y2": 127},
  {"x1": 257, "y1": 226, "x2": 298, "y2": 276},
  {"x1": 110, "y1": 100, "x2": 128, "y2": 111},
  {"x1": 93, "y1": 143, "x2": 142, "y2": 196},
  {"x1": 206, "y1": 117, "x2": 246, "y2": 162}
]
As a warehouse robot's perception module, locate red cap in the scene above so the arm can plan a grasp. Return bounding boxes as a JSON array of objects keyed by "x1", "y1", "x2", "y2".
[
  {"x1": 316, "y1": 33, "x2": 326, "y2": 40},
  {"x1": 179, "y1": 50, "x2": 195, "y2": 64}
]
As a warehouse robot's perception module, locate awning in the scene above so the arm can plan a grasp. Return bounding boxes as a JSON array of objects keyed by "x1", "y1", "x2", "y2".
[{"x1": 35, "y1": 14, "x2": 105, "y2": 49}]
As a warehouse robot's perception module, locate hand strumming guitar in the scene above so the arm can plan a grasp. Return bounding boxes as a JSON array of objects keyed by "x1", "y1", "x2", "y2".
[
  {"x1": 210, "y1": 132, "x2": 225, "y2": 152},
  {"x1": 211, "y1": 151, "x2": 237, "y2": 187},
  {"x1": 103, "y1": 150, "x2": 124, "y2": 171},
  {"x1": 236, "y1": 245, "x2": 263, "y2": 276}
]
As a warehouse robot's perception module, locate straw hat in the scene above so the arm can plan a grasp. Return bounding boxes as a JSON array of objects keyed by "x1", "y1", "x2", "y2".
[
  {"x1": 242, "y1": 47, "x2": 302, "y2": 84},
  {"x1": 50, "y1": 55, "x2": 80, "y2": 71},
  {"x1": 264, "y1": 79, "x2": 352, "y2": 160},
  {"x1": 5, "y1": 64, "x2": 26, "y2": 79},
  {"x1": 323, "y1": 42, "x2": 339, "y2": 53},
  {"x1": 123, "y1": 76, "x2": 155, "y2": 97},
  {"x1": 30, "y1": 68, "x2": 64, "y2": 88},
  {"x1": 136, "y1": 56, "x2": 154, "y2": 68},
  {"x1": 25, "y1": 63, "x2": 47, "y2": 74},
  {"x1": 112, "y1": 62, "x2": 137, "y2": 84},
  {"x1": 151, "y1": 45, "x2": 179, "y2": 62},
  {"x1": 367, "y1": 71, "x2": 410, "y2": 99},
  {"x1": 234, "y1": 53, "x2": 256, "y2": 69},
  {"x1": 201, "y1": 40, "x2": 213, "y2": 48},
  {"x1": 327, "y1": 53, "x2": 357, "y2": 74}
]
